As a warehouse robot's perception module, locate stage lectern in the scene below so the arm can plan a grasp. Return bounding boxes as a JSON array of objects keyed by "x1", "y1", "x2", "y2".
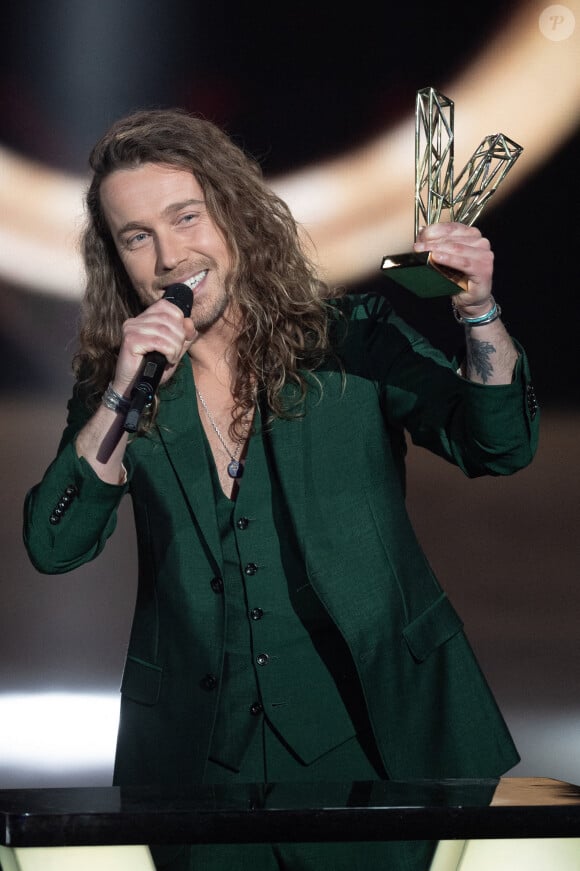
[{"x1": 1, "y1": 778, "x2": 580, "y2": 870}]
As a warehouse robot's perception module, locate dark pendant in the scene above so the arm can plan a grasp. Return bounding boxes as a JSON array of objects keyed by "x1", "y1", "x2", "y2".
[{"x1": 227, "y1": 460, "x2": 244, "y2": 479}]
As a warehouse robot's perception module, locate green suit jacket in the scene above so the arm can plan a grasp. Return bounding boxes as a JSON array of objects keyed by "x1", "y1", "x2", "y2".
[{"x1": 23, "y1": 295, "x2": 539, "y2": 786}]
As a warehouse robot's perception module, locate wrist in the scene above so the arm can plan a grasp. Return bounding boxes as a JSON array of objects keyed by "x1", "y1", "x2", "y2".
[
  {"x1": 102, "y1": 382, "x2": 131, "y2": 414},
  {"x1": 109, "y1": 377, "x2": 133, "y2": 399},
  {"x1": 453, "y1": 297, "x2": 501, "y2": 327}
]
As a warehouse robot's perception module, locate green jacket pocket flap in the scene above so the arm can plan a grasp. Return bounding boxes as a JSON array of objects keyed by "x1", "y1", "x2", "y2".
[
  {"x1": 120, "y1": 655, "x2": 162, "y2": 705},
  {"x1": 403, "y1": 594, "x2": 464, "y2": 662}
]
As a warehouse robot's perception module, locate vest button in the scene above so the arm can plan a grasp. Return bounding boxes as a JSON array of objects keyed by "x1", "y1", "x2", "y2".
[
  {"x1": 236, "y1": 517, "x2": 250, "y2": 530},
  {"x1": 256, "y1": 653, "x2": 269, "y2": 667},
  {"x1": 200, "y1": 673, "x2": 218, "y2": 691},
  {"x1": 244, "y1": 562, "x2": 258, "y2": 576},
  {"x1": 250, "y1": 607, "x2": 264, "y2": 621},
  {"x1": 249, "y1": 702, "x2": 263, "y2": 716},
  {"x1": 210, "y1": 576, "x2": 224, "y2": 594}
]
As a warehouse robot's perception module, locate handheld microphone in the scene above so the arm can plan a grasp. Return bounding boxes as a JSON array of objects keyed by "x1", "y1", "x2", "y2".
[{"x1": 123, "y1": 283, "x2": 193, "y2": 433}]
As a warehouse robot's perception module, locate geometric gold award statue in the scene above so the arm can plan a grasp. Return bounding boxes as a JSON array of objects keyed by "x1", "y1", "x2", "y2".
[{"x1": 381, "y1": 87, "x2": 523, "y2": 297}]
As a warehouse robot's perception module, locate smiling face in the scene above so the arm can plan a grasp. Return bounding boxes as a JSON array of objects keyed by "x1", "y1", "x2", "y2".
[{"x1": 100, "y1": 162, "x2": 234, "y2": 333}]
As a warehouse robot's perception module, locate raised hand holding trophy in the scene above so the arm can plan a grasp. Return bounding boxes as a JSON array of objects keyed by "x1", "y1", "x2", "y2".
[{"x1": 381, "y1": 87, "x2": 523, "y2": 297}]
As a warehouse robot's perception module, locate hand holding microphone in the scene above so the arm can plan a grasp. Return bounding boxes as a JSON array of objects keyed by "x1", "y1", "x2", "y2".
[{"x1": 123, "y1": 283, "x2": 193, "y2": 433}]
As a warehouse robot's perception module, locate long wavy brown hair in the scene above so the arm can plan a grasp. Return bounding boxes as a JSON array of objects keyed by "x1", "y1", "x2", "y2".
[{"x1": 75, "y1": 107, "x2": 341, "y2": 436}]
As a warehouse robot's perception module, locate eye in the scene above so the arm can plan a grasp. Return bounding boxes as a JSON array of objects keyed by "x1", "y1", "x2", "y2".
[
  {"x1": 178, "y1": 212, "x2": 197, "y2": 225},
  {"x1": 125, "y1": 232, "x2": 149, "y2": 250}
]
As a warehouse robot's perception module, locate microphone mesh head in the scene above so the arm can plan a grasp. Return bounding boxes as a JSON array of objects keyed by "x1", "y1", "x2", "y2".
[{"x1": 162, "y1": 283, "x2": 193, "y2": 317}]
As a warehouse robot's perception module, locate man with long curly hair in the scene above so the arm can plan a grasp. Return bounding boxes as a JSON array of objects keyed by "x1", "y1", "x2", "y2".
[{"x1": 24, "y1": 108, "x2": 539, "y2": 870}]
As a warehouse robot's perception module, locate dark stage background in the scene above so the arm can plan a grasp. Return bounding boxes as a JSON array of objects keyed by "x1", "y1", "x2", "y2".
[{"x1": 0, "y1": 0, "x2": 579, "y2": 786}]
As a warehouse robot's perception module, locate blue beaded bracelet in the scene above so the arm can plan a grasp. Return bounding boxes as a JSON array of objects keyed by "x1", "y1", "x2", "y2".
[{"x1": 453, "y1": 300, "x2": 501, "y2": 326}]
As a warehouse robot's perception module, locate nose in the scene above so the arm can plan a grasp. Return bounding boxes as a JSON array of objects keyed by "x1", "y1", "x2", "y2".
[{"x1": 154, "y1": 230, "x2": 187, "y2": 274}]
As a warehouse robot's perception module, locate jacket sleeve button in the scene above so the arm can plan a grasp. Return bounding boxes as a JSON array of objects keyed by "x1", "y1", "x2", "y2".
[
  {"x1": 526, "y1": 384, "x2": 539, "y2": 419},
  {"x1": 210, "y1": 576, "x2": 224, "y2": 594}
]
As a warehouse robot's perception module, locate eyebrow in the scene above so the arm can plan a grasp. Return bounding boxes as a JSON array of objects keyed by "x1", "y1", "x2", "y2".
[{"x1": 116, "y1": 198, "x2": 205, "y2": 239}]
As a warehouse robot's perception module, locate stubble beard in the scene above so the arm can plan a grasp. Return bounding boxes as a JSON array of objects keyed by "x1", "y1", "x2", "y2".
[{"x1": 192, "y1": 287, "x2": 231, "y2": 335}]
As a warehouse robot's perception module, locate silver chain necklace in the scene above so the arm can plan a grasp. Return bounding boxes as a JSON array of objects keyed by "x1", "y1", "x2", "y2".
[{"x1": 196, "y1": 388, "x2": 246, "y2": 479}]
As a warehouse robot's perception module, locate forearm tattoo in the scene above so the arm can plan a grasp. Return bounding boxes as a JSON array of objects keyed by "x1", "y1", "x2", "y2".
[{"x1": 466, "y1": 335, "x2": 496, "y2": 383}]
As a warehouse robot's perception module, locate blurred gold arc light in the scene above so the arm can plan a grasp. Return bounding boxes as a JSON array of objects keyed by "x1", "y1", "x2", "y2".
[{"x1": 0, "y1": 0, "x2": 578, "y2": 297}]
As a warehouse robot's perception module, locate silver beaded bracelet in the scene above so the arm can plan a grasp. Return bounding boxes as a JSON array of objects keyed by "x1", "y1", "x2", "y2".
[
  {"x1": 453, "y1": 299, "x2": 501, "y2": 327},
  {"x1": 102, "y1": 383, "x2": 131, "y2": 414}
]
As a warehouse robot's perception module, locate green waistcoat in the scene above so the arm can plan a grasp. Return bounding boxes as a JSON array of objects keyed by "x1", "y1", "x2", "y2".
[{"x1": 207, "y1": 410, "x2": 362, "y2": 768}]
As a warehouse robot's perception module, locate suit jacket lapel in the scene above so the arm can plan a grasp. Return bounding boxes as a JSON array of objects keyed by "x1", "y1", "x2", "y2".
[
  {"x1": 155, "y1": 359, "x2": 223, "y2": 571},
  {"x1": 154, "y1": 369, "x2": 313, "y2": 570},
  {"x1": 265, "y1": 385, "x2": 308, "y2": 551}
]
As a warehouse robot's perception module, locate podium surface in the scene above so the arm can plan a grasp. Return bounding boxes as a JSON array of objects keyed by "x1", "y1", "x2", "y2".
[{"x1": 1, "y1": 777, "x2": 580, "y2": 847}]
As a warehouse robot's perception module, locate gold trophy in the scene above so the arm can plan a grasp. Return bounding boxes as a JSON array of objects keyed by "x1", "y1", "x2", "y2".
[{"x1": 381, "y1": 87, "x2": 523, "y2": 297}]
